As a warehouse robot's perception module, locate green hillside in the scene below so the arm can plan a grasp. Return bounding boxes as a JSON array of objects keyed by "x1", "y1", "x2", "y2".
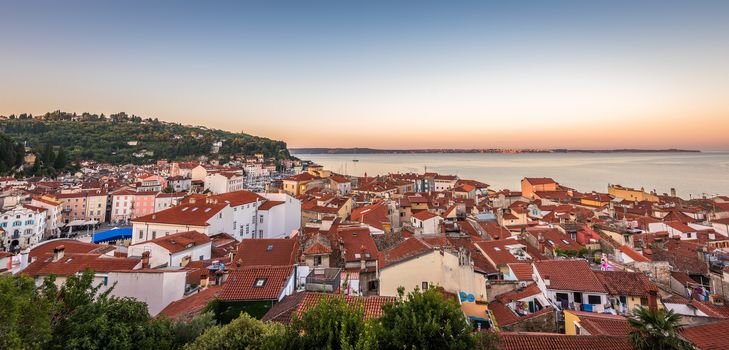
[{"x1": 0, "y1": 111, "x2": 292, "y2": 165}]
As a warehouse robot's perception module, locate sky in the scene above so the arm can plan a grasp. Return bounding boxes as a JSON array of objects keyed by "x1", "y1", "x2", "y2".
[{"x1": 1, "y1": 1, "x2": 728, "y2": 150}]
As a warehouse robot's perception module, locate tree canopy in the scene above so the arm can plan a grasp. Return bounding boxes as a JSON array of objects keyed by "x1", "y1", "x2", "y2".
[{"x1": 1, "y1": 111, "x2": 293, "y2": 165}]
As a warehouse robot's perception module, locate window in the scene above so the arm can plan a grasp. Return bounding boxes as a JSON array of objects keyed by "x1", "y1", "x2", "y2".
[
  {"x1": 422, "y1": 282, "x2": 429, "y2": 290},
  {"x1": 258, "y1": 230, "x2": 263, "y2": 238},
  {"x1": 587, "y1": 295, "x2": 601, "y2": 305},
  {"x1": 259, "y1": 215, "x2": 263, "y2": 223},
  {"x1": 199, "y1": 255, "x2": 204, "y2": 260},
  {"x1": 233, "y1": 221, "x2": 237, "y2": 230},
  {"x1": 152, "y1": 231, "x2": 157, "y2": 239},
  {"x1": 314, "y1": 256, "x2": 322, "y2": 266},
  {"x1": 138, "y1": 230, "x2": 144, "y2": 239},
  {"x1": 573, "y1": 292, "x2": 583, "y2": 304},
  {"x1": 640, "y1": 297, "x2": 648, "y2": 305},
  {"x1": 254, "y1": 278, "x2": 267, "y2": 287}
]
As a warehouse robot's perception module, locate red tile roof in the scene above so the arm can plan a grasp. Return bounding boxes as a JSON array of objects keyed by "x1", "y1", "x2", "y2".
[
  {"x1": 533, "y1": 260, "x2": 607, "y2": 293},
  {"x1": 617, "y1": 245, "x2": 650, "y2": 262},
  {"x1": 283, "y1": 172, "x2": 318, "y2": 182},
  {"x1": 29, "y1": 239, "x2": 103, "y2": 261},
  {"x1": 338, "y1": 227, "x2": 378, "y2": 262},
  {"x1": 595, "y1": 270, "x2": 658, "y2": 297},
  {"x1": 568, "y1": 311, "x2": 632, "y2": 336},
  {"x1": 158, "y1": 285, "x2": 222, "y2": 321},
  {"x1": 524, "y1": 177, "x2": 557, "y2": 185},
  {"x1": 380, "y1": 237, "x2": 432, "y2": 267},
  {"x1": 208, "y1": 190, "x2": 264, "y2": 207},
  {"x1": 507, "y1": 263, "x2": 534, "y2": 281},
  {"x1": 237, "y1": 238, "x2": 299, "y2": 266},
  {"x1": 22, "y1": 253, "x2": 139, "y2": 277},
  {"x1": 258, "y1": 200, "x2": 284, "y2": 210},
  {"x1": 295, "y1": 292, "x2": 395, "y2": 321},
  {"x1": 680, "y1": 318, "x2": 729, "y2": 349},
  {"x1": 412, "y1": 210, "x2": 439, "y2": 221},
  {"x1": 219, "y1": 265, "x2": 293, "y2": 301},
  {"x1": 136, "y1": 231, "x2": 210, "y2": 254},
  {"x1": 499, "y1": 333, "x2": 631, "y2": 350},
  {"x1": 133, "y1": 201, "x2": 227, "y2": 226}
]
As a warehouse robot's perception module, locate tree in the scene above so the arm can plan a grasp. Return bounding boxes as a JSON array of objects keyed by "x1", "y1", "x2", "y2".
[
  {"x1": 281, "y1": 297, "x2": 377, "y2": 350},
  {"x1": 184, "y1": 312, "x2": 284, "y2": 350},
  {"x1": 628, "y1": 306, "x2": 693, "y2": 350},
  {"x1": 376, "y1": 287, "x2": 476, "y2": 350},
  {"x1": 0, "y1": 275, "x2": 53, "y2": 350},
  {"x1": 53, "y1": 147, "x2": 67, "y2": 170},
  {"x1": 43, "y1": 270, "x2": 174, "y2": 350},
  {"x1": 166, "y1": 312, "x2": 217, "y2": 348}
]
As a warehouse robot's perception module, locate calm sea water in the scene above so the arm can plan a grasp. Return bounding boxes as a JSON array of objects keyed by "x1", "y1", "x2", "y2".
[{"x1": 291, "y1": 152, "x2": 729, "y2": 198}]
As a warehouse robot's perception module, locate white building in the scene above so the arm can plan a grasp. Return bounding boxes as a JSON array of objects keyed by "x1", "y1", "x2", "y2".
[
  {"x1": 411, "y1": 211, "x2": 443, "y2": 235},
  {"x1": 30, "y1": 196, "x2": 63, "y2": 237},
  {"x1": 154, "y1": 192, "x2": 186, "y2": 213},
  {"x1": 131, "y1": 198, "x2": 231, "y2": 244},
  {"x1": 105, "y1": 269, "x2": 187, "y2": 316},
  {"x1": 257, "y1": 193, "x2": 302, "y2": 239},
  {"x1": 1, "y1": 205, "x2": 47, "y2": 251},
  {"x1": 127, "y1": 231, "x2": 212, "y2": 268},
  {"x1": 204, "y1": 172, "x2": 246, "y2": 194}
]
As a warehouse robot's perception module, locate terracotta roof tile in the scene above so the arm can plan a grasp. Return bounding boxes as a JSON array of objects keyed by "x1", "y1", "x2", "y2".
[
  {"x1": 219, "y1": 265, "x2": 293, "y2": 301},
  {"x1": 595, "y1": 270, "x2": 658, "y2": 297},
  {"x1": 533, "y1": 260, "x2": 607, "y2": 293},
  {"x1": 135, "y1": 231, "x2": 210, "y2": 254},
  {"x1": 237, "y1": 238, "x2": 299, "y2": 266},
  {"x1": 680, "y1": 318, "x2": 729, "y2": 349},
  {"x1": 133, "y1": 202, "x2": 227, "y2": 226},
  {"x1": 499, "y1": 332, "x2": 631, "y2": 350},
  {"x1": 158, "y1": 285, "x2": 222, "y2": 321}
]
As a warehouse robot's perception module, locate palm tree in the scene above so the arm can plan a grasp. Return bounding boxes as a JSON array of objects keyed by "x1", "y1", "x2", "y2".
[{"x1": 628, "y1": 306, "x2": 693, "y2": 350}]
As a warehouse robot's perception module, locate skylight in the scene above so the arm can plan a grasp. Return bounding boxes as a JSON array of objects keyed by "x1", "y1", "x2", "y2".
[
  {"x1": 494, "y1": 247, "x2": 501, "y2": 251},
  {"x1": 254, "y1": 278, "x2": 266, "y2": 288},
  {"x1": 266, "y1": 244, "x2": 273, "y2": 251}
]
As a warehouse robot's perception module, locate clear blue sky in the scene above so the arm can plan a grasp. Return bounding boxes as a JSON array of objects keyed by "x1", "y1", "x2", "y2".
[{"x1": 2, "y1": 1, "x2": 728, "y2": 149}]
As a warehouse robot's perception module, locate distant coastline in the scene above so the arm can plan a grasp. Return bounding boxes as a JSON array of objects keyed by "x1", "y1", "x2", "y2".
[{"x1": 290, "y1": 148, "x2": 701, "y2": 155}]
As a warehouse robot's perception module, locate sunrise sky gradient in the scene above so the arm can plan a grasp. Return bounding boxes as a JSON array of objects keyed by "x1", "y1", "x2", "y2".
[{"x1": 1, "y1": 1, "x2": 728, "y2": 150}]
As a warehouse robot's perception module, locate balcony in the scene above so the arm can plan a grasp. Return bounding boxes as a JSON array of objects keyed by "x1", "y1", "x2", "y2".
[{"x1": 305, "y1": 268, "x2": 342, "y2": 293}]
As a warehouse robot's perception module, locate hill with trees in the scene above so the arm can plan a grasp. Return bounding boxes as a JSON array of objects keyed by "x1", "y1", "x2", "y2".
[
  {"x1": 0, "y1": 111, "x2": 293, "y2": 165},
  {"x1": 0, "y1": 132, "x2": 25, "y2": 175}
]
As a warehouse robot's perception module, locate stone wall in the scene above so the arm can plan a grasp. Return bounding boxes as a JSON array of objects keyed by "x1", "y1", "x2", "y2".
[{"x1": 632, "y1": 261, "x2": 672, "y2": 287}]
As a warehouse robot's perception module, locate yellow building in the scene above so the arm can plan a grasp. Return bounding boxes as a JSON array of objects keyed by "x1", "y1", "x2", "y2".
[
  {"x1": 608, "y1": 184, "x2": 659, "y2": 202},
  {"x1": 564, "y1": 310, "x2": 631, "y2": 336}
]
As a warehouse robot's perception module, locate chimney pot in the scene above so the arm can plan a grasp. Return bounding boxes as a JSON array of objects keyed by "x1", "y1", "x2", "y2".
[{"x1": 52, "y1": 245, "x2": 65, "y2": 262}]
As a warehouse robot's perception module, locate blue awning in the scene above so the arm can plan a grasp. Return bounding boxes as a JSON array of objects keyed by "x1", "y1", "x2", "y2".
[{"x1": 93, "y1": 227, "x2": 132, "y2": 243}]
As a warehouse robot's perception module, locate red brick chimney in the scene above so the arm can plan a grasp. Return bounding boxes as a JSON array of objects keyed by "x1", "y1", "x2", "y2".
[{"x1": 648, "y1": 290, "x2": 658, "y2": 312}]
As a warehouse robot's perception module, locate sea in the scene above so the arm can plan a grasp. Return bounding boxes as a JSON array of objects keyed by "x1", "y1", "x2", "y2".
[{"x1": 291, "y1": 152, "x2": 729, "y2": 198}]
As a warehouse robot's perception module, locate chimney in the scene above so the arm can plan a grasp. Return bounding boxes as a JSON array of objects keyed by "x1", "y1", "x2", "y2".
[
  {"x1": 360, "y1": 246, "x2": 366, "y2": 271},
  {"x1": 670, "y1": 188, "x2": 676, "y2": 197},
  {"x1": 19, "y1": 248, "x2": 29, "y2": 270},
  {"x1": 52, "y1": 245, "x2": 65, "y2": 262},
  {"x1": 200, "y1": 270, "x2": 209, "y2": 288},
  {"x1": 648, "y1": 290, "x2": 658, "y2": 312},
  {"x1": 543, "y1": 275, "x2": 550, "y2": 286},
  {"x1": 141, "y1": 251, "x2": 151, "y2": 269}
]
